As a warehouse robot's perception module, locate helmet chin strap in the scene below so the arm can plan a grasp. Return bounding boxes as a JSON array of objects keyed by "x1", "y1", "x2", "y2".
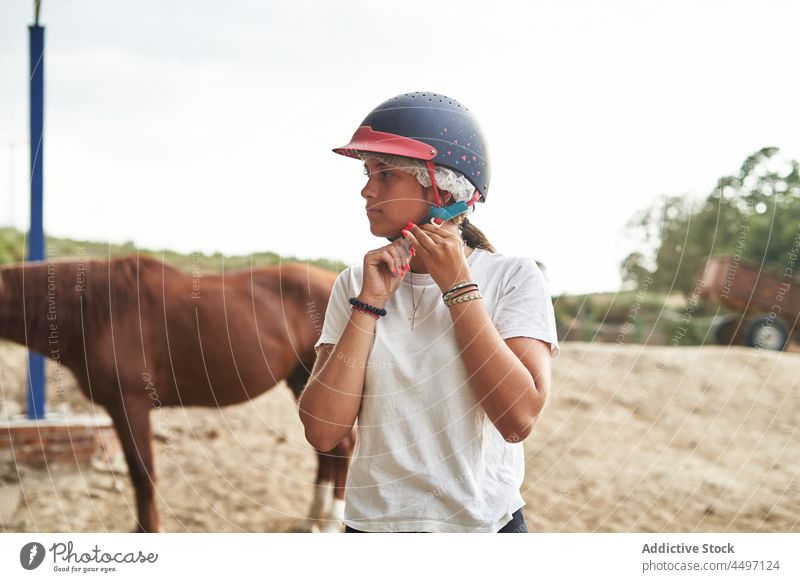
[
  {"x1": 425, "y1": 160, "x2": 442, "y2": 213},
  {"x1": 384, "y1": 161, "x2": 479, "y2": 242}
]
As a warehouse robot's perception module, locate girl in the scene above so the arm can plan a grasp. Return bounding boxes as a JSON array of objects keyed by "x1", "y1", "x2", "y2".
[{"x1": 299, "y1": 91, "x2": 559, "y2": 533}]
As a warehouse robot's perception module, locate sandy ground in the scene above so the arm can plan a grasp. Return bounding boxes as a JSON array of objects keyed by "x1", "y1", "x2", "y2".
[{"x1": 0, "y1": 340, "x2": 798, "y2": 533}]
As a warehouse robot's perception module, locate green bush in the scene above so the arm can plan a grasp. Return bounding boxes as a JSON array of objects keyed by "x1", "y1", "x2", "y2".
[
  {"x1": 656, "y1": 315, "x2": 718, "y2": 346},
  {"x1": 0, "y1": 227, "x2": 343, "y2": 275}
]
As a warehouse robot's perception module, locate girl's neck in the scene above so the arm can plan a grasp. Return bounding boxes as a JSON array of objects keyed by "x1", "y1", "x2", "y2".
[{"x1": 408, "y1": 244, "x2": 473, "y2": 274}]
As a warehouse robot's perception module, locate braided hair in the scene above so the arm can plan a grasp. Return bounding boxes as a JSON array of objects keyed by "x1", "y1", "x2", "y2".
[{"x1": 455, "y1": 213, "x2": 496, "y2": 253}]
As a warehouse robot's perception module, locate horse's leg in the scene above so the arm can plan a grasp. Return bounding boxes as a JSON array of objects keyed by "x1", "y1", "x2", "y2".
[
  {"x1": 286, "y1": 362, "x2": 336, "y2": 533},
  {"x1": 294, "y1": 450, "x2": 334, "y2": 532},
  {"x1": 105, "y1": 396, "x2": 160, "y2": 533},
  {"x1": 318, "y1": 428, "x2": 355, "y2": 533}
]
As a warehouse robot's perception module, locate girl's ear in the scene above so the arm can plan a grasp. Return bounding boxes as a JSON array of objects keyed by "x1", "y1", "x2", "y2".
[
  {"x1": 423, "y1": 185, "x2": 437, "y2": 203},
  {"x1": 425, "y1": 186, "x2": 453, "y2": 205}
]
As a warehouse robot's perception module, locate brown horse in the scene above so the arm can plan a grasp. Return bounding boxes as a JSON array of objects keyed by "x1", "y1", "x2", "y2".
[{"x1": 0, "y1": 254, "x2": 354, "y2": 532}]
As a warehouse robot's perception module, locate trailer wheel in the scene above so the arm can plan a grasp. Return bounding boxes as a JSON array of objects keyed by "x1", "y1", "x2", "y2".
[
  {"x1": 713, "y1": 315, "x2": 740, "y2": 345},
  {"x1": 744, "y1": 315, "x2": 789, "y2": 350}
]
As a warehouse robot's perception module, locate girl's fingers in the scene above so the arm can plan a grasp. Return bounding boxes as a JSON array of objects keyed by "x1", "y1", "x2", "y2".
[
  {"x1": 418, "y1": 223, "x2": 450, "y2": 241},
  {"x1": 384, "y1": 238, "x2": 412, "y2": 276},
  {"x1": 401, "y1": 229, "x2": 418, "y2": 253},
  {"x1": 393, "y1": 247, "x2": 410, "y2": 275},
  {"x1": 392, "y1": 237, "x2": 414, "y2": 263},
  {"x1": 402, "y1": 222, "x2": 434, "y2": 252},
  {"x1": 396, "y1": 242, "x2": 413, "y2": 271},
  {"x1": 384, "y1": 244, "x2": 411, "y2": 277},
  {"x1": 379, "y1": 249, "x2": 399, "y2": 276}
]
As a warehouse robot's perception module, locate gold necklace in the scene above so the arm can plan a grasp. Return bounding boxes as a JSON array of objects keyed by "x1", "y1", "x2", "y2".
[
  {"x1": 408, "y1": 239, "x2": 469, "y2": 330},
  {"x1": 408, "y1": 270, "x2": 429, "y2": 330}
]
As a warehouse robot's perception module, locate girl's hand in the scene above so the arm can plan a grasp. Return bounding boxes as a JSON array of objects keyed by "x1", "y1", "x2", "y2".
[
  {"x1": 360, "y1": 238, "x2": 414, "y2": 305},
  {"x1": 401, "y1": 221, "x2": 471, "y2": 293}
]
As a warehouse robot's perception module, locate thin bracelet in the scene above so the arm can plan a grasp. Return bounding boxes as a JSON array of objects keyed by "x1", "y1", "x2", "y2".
[
  {"x1": 351, "y1": 305, "x2": 379, "y2": 319},
  {"x1": 445, "y1": 291, "x2": 482, "y2": 307},
  {"x1": 444, "y1": 285, "x2": 478, "y2": 302},
  {"x1": 442, "y1": 283, "x2": 478, "y2": 299},
  {"x1": 444, "y1": 289, "x2": 480, "y2": 303},
  {"x1": 442, "y1": 280, "x2": 476, "y2": 299},
  {"x1": 441, "y1": 279, "x2": 472, "y2": 297},
  {"x1": 445, "y1": 290, "x2": 482, "y2": 307},
  {"x1": 445, "y1": 287, "x2": 479, "y2": 303},
  {"x1": 443, "y1": 282, "x2": 478, "y2": 302}
]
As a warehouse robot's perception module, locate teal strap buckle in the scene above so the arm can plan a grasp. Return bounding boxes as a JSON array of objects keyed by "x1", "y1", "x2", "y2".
[{"x1": 425, "y1": 201, "x2": 469, "y2": 224}]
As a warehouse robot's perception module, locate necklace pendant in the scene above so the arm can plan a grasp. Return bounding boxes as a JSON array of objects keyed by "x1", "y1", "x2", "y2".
[{"x1": 408, "y1": 270, "x2": 427, "y2": 331}]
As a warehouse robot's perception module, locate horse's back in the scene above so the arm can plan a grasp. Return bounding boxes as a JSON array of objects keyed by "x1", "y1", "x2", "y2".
[{"x1": 145, "y1": 259, "x2": 339, "y2": 406}]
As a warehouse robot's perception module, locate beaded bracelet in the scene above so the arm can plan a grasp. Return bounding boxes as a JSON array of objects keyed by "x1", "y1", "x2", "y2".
[
  {"x1": 349, "y1": 297, "x2": 387, "y2": 317},
  {"x1": 444, "y1": 290, "x2": 482, "y2": 307}
]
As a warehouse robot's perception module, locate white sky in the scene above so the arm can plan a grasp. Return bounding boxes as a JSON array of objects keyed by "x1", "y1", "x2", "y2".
[{"x1": 1, "y1": 0, "x2": 799, "y2": 295}]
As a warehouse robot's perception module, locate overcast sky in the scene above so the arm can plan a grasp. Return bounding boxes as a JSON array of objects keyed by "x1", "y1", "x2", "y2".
[{"x1": 2, "y1": 0, "x2": 799, "y2": 295}]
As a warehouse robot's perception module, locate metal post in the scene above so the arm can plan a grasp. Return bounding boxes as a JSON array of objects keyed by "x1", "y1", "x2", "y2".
[{"x1": 27, "y1": 13, "x2": 46, "y2": 419}]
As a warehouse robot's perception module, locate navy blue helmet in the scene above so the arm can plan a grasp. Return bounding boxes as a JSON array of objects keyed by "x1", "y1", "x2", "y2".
[{"x1": 333, "y1": 91, "x2": 491, "y2": 205}]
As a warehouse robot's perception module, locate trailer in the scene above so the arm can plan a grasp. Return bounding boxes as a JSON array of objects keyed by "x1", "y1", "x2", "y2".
[{"x1": 697, "y1": 254, "x2": 800, "y2": 350}]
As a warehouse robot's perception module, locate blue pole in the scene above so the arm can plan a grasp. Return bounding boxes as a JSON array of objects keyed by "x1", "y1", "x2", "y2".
[{"x1": 27, "y1": 23, "x2": 46, "y2": 420}]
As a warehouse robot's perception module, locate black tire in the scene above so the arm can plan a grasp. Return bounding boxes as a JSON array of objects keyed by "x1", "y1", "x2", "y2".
[
  {"x1": 713, "y1": 314, "x2": 740, "y2": 345},
  {"x1": 744, "y1": 315, "x2": 789, "y2": 351}
]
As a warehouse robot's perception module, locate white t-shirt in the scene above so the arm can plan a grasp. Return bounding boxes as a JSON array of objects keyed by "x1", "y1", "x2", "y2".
[{"x1": 313, "y1": 247, "x2": 560, "y2": 532}]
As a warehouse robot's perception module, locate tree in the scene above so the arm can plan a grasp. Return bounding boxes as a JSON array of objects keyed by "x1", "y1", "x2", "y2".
[{"x1": 624, "y1": 147, "x2": 800, "y2": 296}]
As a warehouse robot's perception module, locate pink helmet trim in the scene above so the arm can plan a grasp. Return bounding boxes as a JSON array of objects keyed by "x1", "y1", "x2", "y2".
[{"x1": 332, "y1": 126, "x2": 438, "y2": 160}]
